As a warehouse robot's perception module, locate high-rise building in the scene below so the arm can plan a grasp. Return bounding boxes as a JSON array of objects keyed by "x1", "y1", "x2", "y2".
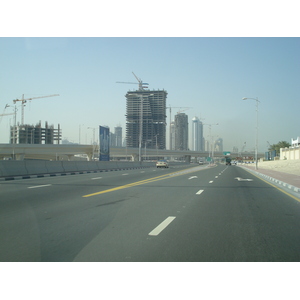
[
  {"x1": 191, "y1": 116, "x2": 204, "y2": 151},
  {"x1": 126, "y1": 90, "x2": 167, "y2": 149},
  {"x1": 114, "y1": 126, "x2": 122, "y2": 147},
  {"x1": 174, "y1": 113, "x2": 188, "y2": 150}
]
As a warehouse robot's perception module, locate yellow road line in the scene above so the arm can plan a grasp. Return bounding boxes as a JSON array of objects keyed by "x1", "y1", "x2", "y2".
[
  {"x1": 243, "y1": 169, "x2": 300, "y2": 202},
  {"x1": 82, "y1": 166, "x2": 203, "y2": 198}
]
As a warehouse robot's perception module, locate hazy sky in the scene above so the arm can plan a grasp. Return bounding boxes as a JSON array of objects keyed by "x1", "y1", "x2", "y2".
[
  {"x1": 1, "y1": 37, "x2": 299, "y2": 152},
  {"x1": 1, "y1": 2, "x2": 299, "y2": 154}
]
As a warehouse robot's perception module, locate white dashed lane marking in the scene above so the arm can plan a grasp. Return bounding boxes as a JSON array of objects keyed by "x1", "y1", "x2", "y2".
[
  {"x1": 28, "y1": 184, "x2": 52, "y2": 189},
  {"x1": 148, "y1": 216, "x2": 176, "y2": 236}
]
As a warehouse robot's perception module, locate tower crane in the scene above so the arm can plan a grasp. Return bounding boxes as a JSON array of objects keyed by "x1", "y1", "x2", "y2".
[
  {"x1": 12, "y1": 94, "x2": 59, "y2": 124},
  {"x1": 116, "y1": 72, "x2": 149, "y2": 91},
  {"x1": 0, "y1": 104, "x2": 16, "y2": 125},
  {"x1": 177, "y1": 107, "x2": 191, "y2": 114},
  {"x1": 0, "y1": 112, "x2": 14, "y2": 125}
]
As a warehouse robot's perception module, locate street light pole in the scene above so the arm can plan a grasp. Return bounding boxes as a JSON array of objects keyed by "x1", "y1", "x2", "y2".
[
  {"x1": 87, "y1": 127, "x2": 96, "y2": 160},
  {"x1": 203, "y1": 123, "x2": 218, "y2": 163},
  {"x1": 139, "y1": 95, "x2": 143, "y2": 162},
  {"x1": 242, "y1": 97, "x2": 259, "y2": 170}
]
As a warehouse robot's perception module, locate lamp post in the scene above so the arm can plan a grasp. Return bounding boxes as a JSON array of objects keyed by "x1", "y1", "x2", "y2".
[
  {"x1": 242, "y1": 97, "x2": 259, "y2": 170},
  {"x1": 87, "y1": 127, "x2": 96, "y2": 160},
  {"x1": 79, "y1": 124, "x2": 84, "y2": 144},
  {"x1": 203, "y1": 123, "x2": 218, "y2": 163}
]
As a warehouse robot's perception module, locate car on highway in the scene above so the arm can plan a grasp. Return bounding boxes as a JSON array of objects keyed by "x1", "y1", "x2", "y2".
[{"x1": 156, "y1": 160, "x2": 169, "y2": 168}]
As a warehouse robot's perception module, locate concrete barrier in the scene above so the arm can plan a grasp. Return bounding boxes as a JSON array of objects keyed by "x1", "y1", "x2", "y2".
[
  {"x1": 0, "y1": 161, "x2": 28, "y2": 177},
  {"x1": 0, "y1": 160, "x2": 154, "y2": 179},
  {"x1": 0, "y1": 160, "x2": 189, "y2": 179},
  {"x1": 24, "y1": 160, "x2": 48, "y2": 176},
  {"x1": 45, "y1": 161, "x2": 65, "y2": 174}
]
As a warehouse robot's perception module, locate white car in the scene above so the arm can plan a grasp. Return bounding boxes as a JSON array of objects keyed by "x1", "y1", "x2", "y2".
[{"x1": 156, "y1": 160, "x2": 169, "y2": 168}]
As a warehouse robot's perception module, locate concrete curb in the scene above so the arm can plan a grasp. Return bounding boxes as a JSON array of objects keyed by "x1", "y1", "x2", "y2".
[{"x1": 239, "y1": 166, "x2": 300, "y2": 196}]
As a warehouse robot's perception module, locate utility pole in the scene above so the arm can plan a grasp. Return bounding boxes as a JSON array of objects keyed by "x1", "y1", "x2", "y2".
[{"x1": 242, "y1": 97, "x2": 260, "y2": 170}]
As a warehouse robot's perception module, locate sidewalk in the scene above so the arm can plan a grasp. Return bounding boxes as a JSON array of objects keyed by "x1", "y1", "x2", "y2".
[{"x1": 239, "y1": 163, "x2": 300, "y2": 195}]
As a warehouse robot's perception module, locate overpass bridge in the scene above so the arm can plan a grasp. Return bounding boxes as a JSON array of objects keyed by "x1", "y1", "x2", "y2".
[{"x1": 0, "y1": 143, "x2": 264, "y2": 161}]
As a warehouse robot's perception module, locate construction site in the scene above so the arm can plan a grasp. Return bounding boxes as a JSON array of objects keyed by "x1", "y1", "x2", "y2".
[
  {"x1": 120, "y1": 73, "x2": 167, "y2": 150},
  {"x1": 1, "y1": 94, "x2": 60, "y2": 145}
]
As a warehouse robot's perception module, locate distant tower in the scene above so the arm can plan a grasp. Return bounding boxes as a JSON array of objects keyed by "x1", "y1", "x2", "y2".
[
  {"x1": 192, "y1": 116, "x2": 204, "y2": 151},
  {"x1": 215, "y1": 138, "x2": 223, "y2": 152},
  {"x1": 115, "y1": 126, "x2": 122, "y2": 147},
  {"x1": 174, "y1": 113, "x2": 188, "y2": 150}
]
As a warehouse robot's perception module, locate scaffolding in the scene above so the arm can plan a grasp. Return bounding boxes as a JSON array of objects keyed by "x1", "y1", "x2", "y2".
[
  {"x1": 126, "y1": 90, "x2": 167, "y2": 150},
  {"x1": 10, "y1": 121, "x2": 61, "y2": 144}
]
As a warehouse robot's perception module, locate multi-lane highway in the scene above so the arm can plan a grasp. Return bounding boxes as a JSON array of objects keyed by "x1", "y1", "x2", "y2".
[{"x1": 1, "y1": 163, "x2": 300, "y2": 262}]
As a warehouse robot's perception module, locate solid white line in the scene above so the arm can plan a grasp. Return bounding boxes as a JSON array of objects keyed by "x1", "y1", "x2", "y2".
[
  {"x1": 28, "y1": 184, "x2": 51, "y2": 189},
  {"x1": 148, "y1": 216, "x2": 176, "y2": 236},
  {"x1": 91, "y1": 177, "x2": 102, "y2": 180},
  {"x1": 196, "y1": 189, "x2": 204, "y2": 195}
]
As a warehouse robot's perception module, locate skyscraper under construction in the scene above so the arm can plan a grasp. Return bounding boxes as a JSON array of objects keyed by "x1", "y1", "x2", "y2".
[{"x1": 125, "y1": 90, "x2": 167, "y2": 150}]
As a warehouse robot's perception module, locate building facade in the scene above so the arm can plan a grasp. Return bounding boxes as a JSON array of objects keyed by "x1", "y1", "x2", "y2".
[
  {"x1": 174, "y1": 113, "x2": 188, "y2": 150},
  {"x1": 126, "y1": 90, "x2": 167, "y2": 150}
]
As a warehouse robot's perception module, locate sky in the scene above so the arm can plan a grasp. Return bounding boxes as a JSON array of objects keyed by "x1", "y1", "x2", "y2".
[{"x1": 1, "y1": 3, "x2": 299, "y2": 154}]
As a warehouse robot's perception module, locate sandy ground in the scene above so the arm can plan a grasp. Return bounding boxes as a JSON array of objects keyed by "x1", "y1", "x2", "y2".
[{"x1": 241, "y1": 160, "x2": 300, "y2": 176}]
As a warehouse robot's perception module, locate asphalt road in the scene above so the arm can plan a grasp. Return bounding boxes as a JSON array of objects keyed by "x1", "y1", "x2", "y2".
[{"x1": 1, "y1": 163, "x2": 300, "y2": 262}]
